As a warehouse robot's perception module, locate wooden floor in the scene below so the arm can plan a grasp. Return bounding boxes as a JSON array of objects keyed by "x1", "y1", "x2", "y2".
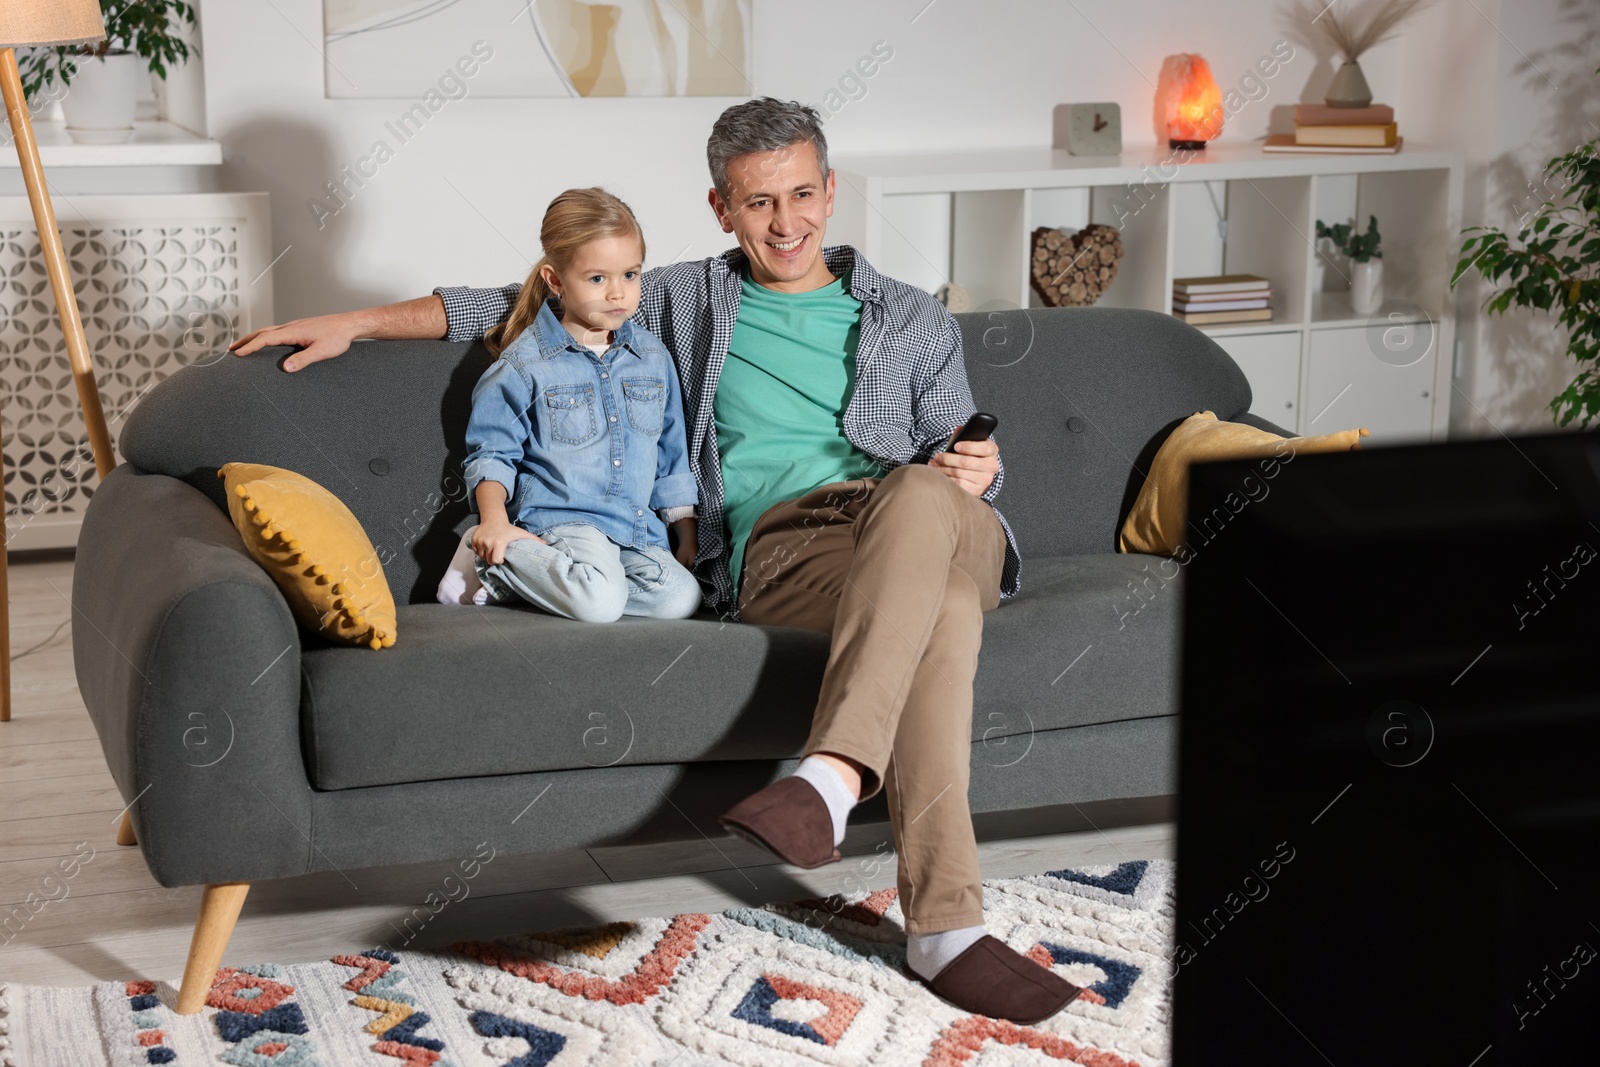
[{"x1": 0, "y1": 553, "x2": 1173, "y2": 989}]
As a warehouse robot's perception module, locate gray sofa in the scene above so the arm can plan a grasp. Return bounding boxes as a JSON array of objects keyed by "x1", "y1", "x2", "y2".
[{"x1": 73, "y1": 305, "x2": 1286, "y2": 1010}]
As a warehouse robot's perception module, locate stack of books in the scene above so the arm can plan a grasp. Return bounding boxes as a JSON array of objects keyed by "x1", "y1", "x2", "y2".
[
  {"x1": 1172, "y1": 275, "x2": 1272, "y2": 325},
  {"x1": 1263, "y1": 103, "x2": 1402, "y2": 154}
]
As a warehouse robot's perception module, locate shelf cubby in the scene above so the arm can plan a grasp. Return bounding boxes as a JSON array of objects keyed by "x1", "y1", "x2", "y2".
[
  {"x1": 1218, "y1": 175, "x2": 1311, "y2": 328},
  {"x1": 952, "y1": 189, "x2": 1026, "y2": 310}
]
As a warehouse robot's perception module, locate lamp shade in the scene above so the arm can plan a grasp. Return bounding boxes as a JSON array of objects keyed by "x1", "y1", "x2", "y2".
[{"x1": 0, "y1": 0, "x2": 106, "y2": 48}]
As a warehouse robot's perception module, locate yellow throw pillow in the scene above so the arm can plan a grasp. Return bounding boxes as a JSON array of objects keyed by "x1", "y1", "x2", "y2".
[
  {"x1": 217, "y1": 462, "x2": 397, "y2": 650},
  {"x1": 1119, "y1": 411, "x2": 1369, "y2": 556}
]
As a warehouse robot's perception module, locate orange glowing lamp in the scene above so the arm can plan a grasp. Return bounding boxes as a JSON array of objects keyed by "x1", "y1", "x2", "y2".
[{"x1": 1158, "y1": 54, "x2": 1223, "y2": 150}]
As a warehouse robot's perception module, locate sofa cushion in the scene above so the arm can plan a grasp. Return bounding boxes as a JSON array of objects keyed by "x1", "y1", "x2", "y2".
[
  {"x1": 300, "y1": 552, "x2": 1180, "y2": 790},
  {"x1": 1118, "y1": 410, "x2": 1368, "y2": 556},
  {"x1": 218, "y1": 462, "x2": 399, "y2": 650},
  {"x1": 971, "y1": 552, "x2": 1182, "y2": 753}
]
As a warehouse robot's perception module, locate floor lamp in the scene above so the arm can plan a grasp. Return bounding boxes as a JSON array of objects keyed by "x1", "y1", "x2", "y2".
[{"x1": 0, "y1": 1, "x2": 119, "y2": 725}]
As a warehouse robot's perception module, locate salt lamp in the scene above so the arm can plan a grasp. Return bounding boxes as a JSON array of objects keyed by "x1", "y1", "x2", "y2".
[{"x1": 1158, "y1": 54, "x2": 1223, "y2": 150}]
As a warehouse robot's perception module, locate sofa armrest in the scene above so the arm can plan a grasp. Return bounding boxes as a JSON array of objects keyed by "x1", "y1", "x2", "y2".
[
  {"x1": 1227, "y1": 410, "x2": 1297, "y2": 439},
  {"x1": 73, "y1": 466, "x2": 316, "y2": 886}
]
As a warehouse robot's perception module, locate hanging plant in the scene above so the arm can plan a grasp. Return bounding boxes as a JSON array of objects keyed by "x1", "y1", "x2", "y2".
[{"x1": 17, "y1": 0, "x2": 198, "y2": 100}]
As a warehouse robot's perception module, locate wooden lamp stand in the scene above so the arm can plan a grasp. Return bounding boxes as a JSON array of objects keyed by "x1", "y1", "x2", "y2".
[
  {"x1": 0, "y1": 14, "x2": 118, "y2": 725},
  {"x1": 2, "y1": 4, "x2": 254, "y2": 1018}
]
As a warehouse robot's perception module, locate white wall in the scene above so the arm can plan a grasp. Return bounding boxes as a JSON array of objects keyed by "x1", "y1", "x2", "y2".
[
  {"x1": 194, "y1": 1, "x2": 1405, "y2": 312},
  {"x1": 187, "y1": 0, "x2": 1591, "y2": 435}
]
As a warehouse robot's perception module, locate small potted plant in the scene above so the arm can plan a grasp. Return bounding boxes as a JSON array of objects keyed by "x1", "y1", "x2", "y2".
[
  {"x1": 1317, "y1": 215, "x2": 1384, "y2": 314},
  {"x1": 18, "y1": 0, "x2": 197, "y2": 144}
]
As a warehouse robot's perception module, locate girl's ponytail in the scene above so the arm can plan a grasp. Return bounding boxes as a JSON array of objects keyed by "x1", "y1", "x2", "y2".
[
  {"x1": 486, "y1": 256, "x2": 550, "y2": 356},
  {"x1": 483, "y1": 188, "x2": 645, "y2": 357}
]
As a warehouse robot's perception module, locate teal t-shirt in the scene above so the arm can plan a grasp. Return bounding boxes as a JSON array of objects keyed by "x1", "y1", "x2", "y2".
[{"x1": 716, "y1": 269, "x2": 882, "y2": 595}]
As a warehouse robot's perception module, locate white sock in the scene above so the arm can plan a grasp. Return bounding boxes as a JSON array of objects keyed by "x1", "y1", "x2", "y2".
[
  {"x1": 437, "y1": 530, "x2": 486, "y2": 606},
  {"x1": 793, "y1": 756, "x2": 857, "y2": 846},
  {"x1": 906, "y1": 925, "x2": 987, "y2": 979}
]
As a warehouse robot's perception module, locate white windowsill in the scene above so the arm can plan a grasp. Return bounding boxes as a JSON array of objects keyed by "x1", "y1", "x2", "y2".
[{"x1": 0, "y1": 120, "x2": 221, "y2": 167}]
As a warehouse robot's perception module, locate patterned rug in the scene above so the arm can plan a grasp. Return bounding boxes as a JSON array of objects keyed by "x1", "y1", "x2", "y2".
[{"x1": 1, "y1": 860, "x2": 1173, "y2": 1067}]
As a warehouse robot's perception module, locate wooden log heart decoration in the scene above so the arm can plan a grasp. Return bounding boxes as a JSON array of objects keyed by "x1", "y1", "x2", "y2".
[{"x1": 1029, "y1": 223, "x2": 1124, "y2": 306}]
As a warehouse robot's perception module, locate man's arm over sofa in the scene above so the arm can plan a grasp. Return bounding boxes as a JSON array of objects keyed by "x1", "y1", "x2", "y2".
[
  {"x1": 228, "y1": 285, "x2": 514, "y2": 372},
  {"x1": 73, "y1": 466, "x2": 315, "y2": 887},
  {"x1": 435, "y1": 283, "x2": 524, "y2": 343}
]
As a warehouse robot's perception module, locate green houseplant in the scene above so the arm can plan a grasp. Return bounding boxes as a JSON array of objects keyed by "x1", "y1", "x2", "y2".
[
  {"x1": 1316, "y1": 215, "x2": 1384, "y2": 262},
  {"x1": 1453, "y1": 135, "x2": 1600, "y2": 428},
  {"x1": 18, "y1": 0, "x2": 197, "y2": 143},
  {"x1": 1318, "y1": 215, "x2": 1384, "y2": 314}
]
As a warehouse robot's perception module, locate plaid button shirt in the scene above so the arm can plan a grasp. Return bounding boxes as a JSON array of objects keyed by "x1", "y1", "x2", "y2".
[{"x1": 436, "y1": 244, "x2": 1020, "y2": 619}]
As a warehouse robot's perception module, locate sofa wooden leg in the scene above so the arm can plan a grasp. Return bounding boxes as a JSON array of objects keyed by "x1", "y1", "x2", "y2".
[
  {"x1": 116, "y1": 811, "x2": 137, "y2": 846},
  {"x1": 175, "y1": 882, "x2": 250, "y2": 1014}
]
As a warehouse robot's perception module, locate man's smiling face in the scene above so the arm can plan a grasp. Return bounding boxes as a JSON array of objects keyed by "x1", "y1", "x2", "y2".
[{"x1": 709, "y1": 140, "x2": 837, "y2": 293}]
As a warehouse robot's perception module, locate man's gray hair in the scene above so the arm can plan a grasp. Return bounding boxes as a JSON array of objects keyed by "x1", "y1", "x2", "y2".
[{"x1": 707, "y1": 97, "x2": 830, "y2": 200}]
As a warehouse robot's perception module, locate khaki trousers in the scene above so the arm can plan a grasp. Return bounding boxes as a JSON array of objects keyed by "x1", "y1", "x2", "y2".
[{"x1": 738, "y1": 462, "x2": 1008, "y2": 933}]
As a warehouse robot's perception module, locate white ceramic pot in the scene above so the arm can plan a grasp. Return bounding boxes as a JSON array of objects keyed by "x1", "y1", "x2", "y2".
[
  {"x1": 62, "y1": 53, "x2": 143, "y2": 144},
  {"x1": 1350, "y1": 258, "x2": 1383, "y2": 315}
]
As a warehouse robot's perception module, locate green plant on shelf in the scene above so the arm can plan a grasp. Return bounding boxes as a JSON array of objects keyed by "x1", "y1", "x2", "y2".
[
  {"x1": 17, "y1": 0, "x2": 197, "y2": 100},
  {"x1": 1453, "y1": 123, "x2": 1599, "y2": 429},
  {"x1": 1315, "y1": 215, "x2": 1383, "y2": 263}
]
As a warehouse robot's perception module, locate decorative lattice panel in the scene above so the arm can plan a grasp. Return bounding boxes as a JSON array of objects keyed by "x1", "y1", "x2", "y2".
[{"x1": 0, "y1": 197, "x2": 269, "y2": 550}]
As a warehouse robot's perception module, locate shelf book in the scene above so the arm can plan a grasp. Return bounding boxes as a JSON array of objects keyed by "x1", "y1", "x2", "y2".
[
  {"x1": 1173, "y1": 275, "x2": 1272, "y2": 325},
  {"x1": 1295, "y1": 104, "x2": 1393, "y2": 125},
  {"x1": 1295, "y1": 123, "x2": 1397, "y2": 148},
  {"x1": 1263, "y1": 136, "x2": 1404, "y2": 155},
  {"x1": 1268, "y1": 102, "x2": 1402, "y2": 154}
]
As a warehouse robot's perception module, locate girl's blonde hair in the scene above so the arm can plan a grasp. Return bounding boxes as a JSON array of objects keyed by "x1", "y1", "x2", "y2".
[{"x1": 486, "y1": 187, "x2": 646, "y2": 356}]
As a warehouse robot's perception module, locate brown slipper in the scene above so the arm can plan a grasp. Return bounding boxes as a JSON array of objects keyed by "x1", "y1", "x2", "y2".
[
  {"x1": 904, "y1": 935, "x2": 1082, "y2": 1025},
  {"x1": 718, "y1": 776, "x2": 842, "y2": 869}
]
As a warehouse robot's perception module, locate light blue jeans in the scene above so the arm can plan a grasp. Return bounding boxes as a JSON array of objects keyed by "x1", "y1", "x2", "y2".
[{"x1": 474, "y1": 521, "x2": 702, "y2": 622}]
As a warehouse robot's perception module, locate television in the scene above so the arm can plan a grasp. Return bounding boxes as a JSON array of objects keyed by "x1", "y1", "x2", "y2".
[{"x1": 1172, "y1": 429, "x2": 1598, "y2": 1062}]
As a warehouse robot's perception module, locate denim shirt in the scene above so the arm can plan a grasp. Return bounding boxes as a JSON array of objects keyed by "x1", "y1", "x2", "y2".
[{"x1": 463, "y1": 300, "x2": 698, "y2": 551}]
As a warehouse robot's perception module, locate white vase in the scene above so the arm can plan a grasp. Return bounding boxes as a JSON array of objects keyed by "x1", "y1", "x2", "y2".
[
  {"x1": 1350, "y1": 258, "x2": 1383, "y2": 315},
  {"x1": 62, "y1": 53, "x2": 144, "y2": 144}
]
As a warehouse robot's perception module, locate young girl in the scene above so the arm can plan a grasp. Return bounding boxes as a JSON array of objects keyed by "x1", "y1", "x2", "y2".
[{"x1": 436, "y1": 188, "x2": 702, "y2": 622}]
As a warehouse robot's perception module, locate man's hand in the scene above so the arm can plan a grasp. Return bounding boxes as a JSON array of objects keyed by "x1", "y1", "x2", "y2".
[
  {"x1": 230, "y1": 312, "x2": 363, "y2": 371},
  {"x1": 471, "y1": 520, "x2": 544, "y2": 565},
  {"x1": 929, "y1": 433, "x2": 999, "y2": 497},
  {"x1": 670, "y1": 516, "x2": 698, "y2": 569},
  {"x1": 229, "y1": 295, "x2": 450, "y2": 372}
]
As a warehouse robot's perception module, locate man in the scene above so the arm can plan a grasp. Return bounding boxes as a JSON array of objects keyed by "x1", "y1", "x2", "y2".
[{"x1": 231, "y1": 97, "x2": 1079, "y2": 1024}]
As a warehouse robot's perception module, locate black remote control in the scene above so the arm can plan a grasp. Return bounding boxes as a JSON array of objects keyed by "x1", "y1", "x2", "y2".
[{"x1": 943, "y1": 412, "x2": 999, "y2": 451}]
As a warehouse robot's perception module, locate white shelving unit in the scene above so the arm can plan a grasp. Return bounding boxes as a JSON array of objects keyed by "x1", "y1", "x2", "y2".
[
  {"x1": 831, "y1": 142, "x2": 1464, "y2": 445},
  {"x1": 0, "y1": 121, "x2": 222, "y2": 167}
]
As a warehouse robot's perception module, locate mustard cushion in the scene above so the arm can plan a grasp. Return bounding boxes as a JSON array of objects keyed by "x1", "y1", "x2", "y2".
[
  {"x1": 1119, "y1": 411, "x2": 1369, "y2": 556},
  {"x1": 217, "y1": 462, "x2": 397, "y2": 650}
]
